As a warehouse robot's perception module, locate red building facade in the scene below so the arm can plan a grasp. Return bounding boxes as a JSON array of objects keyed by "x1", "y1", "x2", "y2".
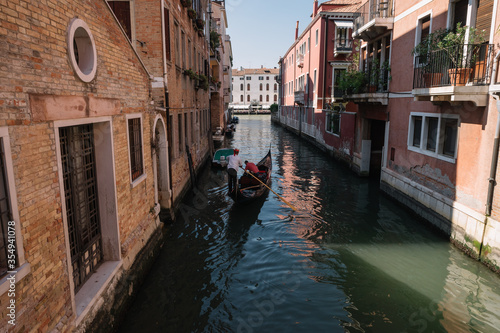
[{"x1": 276, "y1": 0, "x2": 362, "y2": 172}]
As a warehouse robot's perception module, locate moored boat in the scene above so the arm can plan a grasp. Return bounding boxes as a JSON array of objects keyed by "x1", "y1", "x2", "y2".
[
  {"x1": 212, "y1": 148, "x2": 235, "y2": 168},
  {"x1": 230, "y1": 150, "x2": 272, "y2": 204}
]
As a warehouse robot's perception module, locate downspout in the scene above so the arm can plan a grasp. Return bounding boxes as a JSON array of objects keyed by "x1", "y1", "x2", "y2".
[
  {"x1": 322, "y1": 15, "x2": 328, "y2": 113},
  {"x1": 480, "y1": 51, "x2": 500, "y2": 257},
  {"x1": 161, "y1": 1, "x2": 175, "y2": 214},
  {"x1": 485, "y1": 50, "x2": 500, "y2": 216}
]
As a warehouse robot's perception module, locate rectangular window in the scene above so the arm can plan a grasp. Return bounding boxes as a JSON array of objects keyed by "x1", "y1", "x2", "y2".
[
  {"x1": 60, "y1": 124, "x2": 102, "y2": 292},
  {"x1": 0, "y1": 138, "x2": 14, "y2": 278},
  {"x1": 174, "y1": 22, "x2": 180, "y2": 66},
  {"x1": 411, "y1": 116, "x2": 422, "y2": 147},
  {"x1": 188, "y1": 39, "x2": 192, "y2": 69},
  {"x1": 246, "y1": 76, "x2": 251, "y2": 80},
  {"x1": 313, "y1": 69, "x2": 317, "y2": 92},
  {"x1": 128, "y1": 117, "x2": 144, "y2": 181},
  {"x1": 164, "y1": 8, "x2": 171, "y2": 61},
  {"x1": 259, "y1": 76, "x2": 264, "y2": 80},
  {"x1": 308, "y1": 37, "x2": 310, "y2": 52},
  {"x1": 426, "y1": 117, "x2": 438, "y2": 152},
  {"x1": 333, "y1": 68, "x2": 346, "y2": 98},
  {"x1": 108, "y1": 1, "x2": 132, "y2": 40},
  {"x1": 178, "y1": 114, "x2": 183, "y2": 153},
  {"x1": 408, "y1": 113, "x2": 459, "y2": 162},
  {"x1": 326, "y1": 112, "x2": 340, "y2": 135},
  {"x1": 315, "y1": 29, "x2": 318, "y2": 46},
  {"x1": 181, "y1": 31, "x2": 186, "y2": 68}
]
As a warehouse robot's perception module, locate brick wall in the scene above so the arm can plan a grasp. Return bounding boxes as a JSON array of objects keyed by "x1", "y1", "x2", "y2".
[{"x1": 0, "y1": 0, "x2": 161, "y2": 331}]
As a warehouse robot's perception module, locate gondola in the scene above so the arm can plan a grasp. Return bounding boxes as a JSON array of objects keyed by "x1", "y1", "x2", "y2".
[{"x1": 230, "y1": 150, "x2": 272, "y2": 204}]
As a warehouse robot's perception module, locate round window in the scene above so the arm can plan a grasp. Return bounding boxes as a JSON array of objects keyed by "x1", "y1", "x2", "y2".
[{"x1": 67, "y1": 18, "x2": 97, "y2": 82}]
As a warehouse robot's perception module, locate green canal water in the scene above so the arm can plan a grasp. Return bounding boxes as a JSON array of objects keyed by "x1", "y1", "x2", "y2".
[{"x1": 119, "y1": 115, "x2": 500, "y2": 332}]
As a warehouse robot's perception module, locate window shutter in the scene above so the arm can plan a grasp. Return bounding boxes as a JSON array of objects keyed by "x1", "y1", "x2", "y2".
[{"x1": 476, "y1": 0, "x2": 493, "y2": 41}]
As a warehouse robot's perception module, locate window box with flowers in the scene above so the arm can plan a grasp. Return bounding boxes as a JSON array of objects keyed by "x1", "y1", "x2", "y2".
[
  {"x1": 187, "y1": 8, "x2": 196, "y2": 20},
  {"x1": 184, "y1": 68, "x2": 197, "y2": 80}
]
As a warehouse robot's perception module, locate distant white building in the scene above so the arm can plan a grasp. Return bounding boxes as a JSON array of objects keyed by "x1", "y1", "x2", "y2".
[{"x1": 231, "y1": 67, "x2": 279, "y2": 110}]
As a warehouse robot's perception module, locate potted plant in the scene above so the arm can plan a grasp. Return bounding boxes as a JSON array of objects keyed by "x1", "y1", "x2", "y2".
[
  {"x1": 411, "y1": 28, "x2": 449, "y2": 87},
  {"x1": 338, "y1": 69, "x2": 368, "y2": 95},
  {"x1": 187, "y1": 8, "x2": 196, "y2": 20},
  {"x1": 197, "y1": 74, "x2": 209, "y2": 90},
  {"x1": 436, "y1": 24, "x2": 486, "y2": 86},
  {"x1": 196, "y1": 18, "x2": 205, "y2": 30},
  {"x1": 210, "y1": 30, "x2": 221, "y2": 51}
]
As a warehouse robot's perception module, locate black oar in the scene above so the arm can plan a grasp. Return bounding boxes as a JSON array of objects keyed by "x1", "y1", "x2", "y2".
[{"x1": 240, "y1": 167, "x2": 297, "y2": 211}]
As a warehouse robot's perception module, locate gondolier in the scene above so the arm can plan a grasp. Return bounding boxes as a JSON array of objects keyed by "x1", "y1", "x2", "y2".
[{"x1": 227, "y1": 148, "x2": 242, "y2": 194}]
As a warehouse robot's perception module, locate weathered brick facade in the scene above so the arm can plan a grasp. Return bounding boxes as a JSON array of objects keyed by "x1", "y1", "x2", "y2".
[
  {"x1": 126, "y1": 0, "x2": 212, "y2": 205},
  {"x1": 0, "y1": 0, "x2": 167, "y2": 331}
]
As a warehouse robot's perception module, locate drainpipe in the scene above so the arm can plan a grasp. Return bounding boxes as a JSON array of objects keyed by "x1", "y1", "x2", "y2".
[
  {"x1": 485, "y1": 51, "x2": 500, "y2": 216},
  {"x1": 322, "y1": 14, "x2": 329, "y2": 111}
]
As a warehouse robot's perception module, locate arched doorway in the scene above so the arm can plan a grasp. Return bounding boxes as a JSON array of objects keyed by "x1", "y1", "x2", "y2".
[{"x1": 153, "y1": 115, "x2": 171, "y2": 209}]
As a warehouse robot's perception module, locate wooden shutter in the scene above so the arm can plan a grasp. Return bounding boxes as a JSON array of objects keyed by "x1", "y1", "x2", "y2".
[{"x1": 476, "y1": 0, "x2": 494, "y2": 42}]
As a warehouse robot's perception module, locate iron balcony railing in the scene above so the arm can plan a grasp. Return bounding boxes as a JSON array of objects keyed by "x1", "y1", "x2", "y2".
[
  {"x1": 341, "y1": 64, "x2": 391, "y2": 96},
  {"x1": 354, "y1": 0, "x2": 393, "y2": 33},
  {"x1": 334, "y1": 38, "x2": 353, "y2": 53},
  {"x1": 413, "y1": 43, "x2": 492, "y2": 89}
]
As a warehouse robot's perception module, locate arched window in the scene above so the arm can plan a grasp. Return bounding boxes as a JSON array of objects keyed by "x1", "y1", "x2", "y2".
[
  {"x1": 274, "y1": 84, "x2": 277, "y2": 91},
  {"x1": 240, "y1": 84, "x2": 243, "y2": 90},
  {"x1": 240, "y1": 95, "x2": 243, "y2": 102},
  {"x1": 260, "y1": 83, "x2": 263, "y2": 91},
  {"x1": 274, "y1": 94, "x2": 277, "y2": 101},
  {"x1": 266, "y1": 84, "x2": 269, "y2": 91},
  {"x1": 260, "y1": 95, "x2": 263, "y2": 102},
  {"x1": 247, "y1": 84, "x2": 250, "y2": 90},
  {"x1": 247, "y1": 95, "x2": 250, "y2": 102},
  {"x1": 266, "y1": 95, "x2": 269, "y2": 102}
]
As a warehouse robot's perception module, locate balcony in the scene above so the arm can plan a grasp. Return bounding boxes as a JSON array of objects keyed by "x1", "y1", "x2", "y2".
[
  {"x1": 342, "y1": 65, "x2": 390, "y2": 105},
  {"x1": 334, "y1": 38, "x2": 353, "y2": 57},
  {"x1": 210, "y1": 49, "x2": 221, "y2": 66},
  {"x1": 353, "y1": 0, "x2": 394, "y2": 41},
  {"x1": 294, "y1": 90, "x2": 305, "y2": 105},
  {"x1": 413, "y1": 43, "x2": 492, "y2": 107}
]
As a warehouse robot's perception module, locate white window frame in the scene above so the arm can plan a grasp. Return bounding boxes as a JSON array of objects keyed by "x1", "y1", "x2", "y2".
[
  {"x1": 325, "y1": 111, "x2": 341, "y2": 136},
  {"x1": 331, "y1": 64, "x2": 349, "y2": 99},
  {"x1": 0, "y1": 127, "x2": 30, "y2": 297},
  {"x1": 407, "y1": 112, "x2": 460, "y2": 163},
  {"x1": 126, "y1": 113, "x2": 146, "y2": 187},
  {"x1": 54, "y1": 116, "x2": 121, "y2": 321},
  {"x1": 414, "y1": 11, "x2": 433, "y2": 66},
  {"x1": 315, "y1": 29, "x2": 319, "y2": 46}
]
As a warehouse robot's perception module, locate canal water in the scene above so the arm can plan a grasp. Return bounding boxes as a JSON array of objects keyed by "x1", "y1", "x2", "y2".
[{"x1": 119, "y1": 115, "x2": 500, "y2": 333}]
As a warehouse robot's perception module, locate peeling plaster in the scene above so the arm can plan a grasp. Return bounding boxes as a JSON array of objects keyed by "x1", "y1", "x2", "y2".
[{"x1": 396, "y1": 163, "x2": 455, "y2": 199}]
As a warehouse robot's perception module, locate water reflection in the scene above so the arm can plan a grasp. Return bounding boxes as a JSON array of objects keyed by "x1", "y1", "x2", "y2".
[{"x1": 119, "y1": 115, "x2": 500, "y2": 333}]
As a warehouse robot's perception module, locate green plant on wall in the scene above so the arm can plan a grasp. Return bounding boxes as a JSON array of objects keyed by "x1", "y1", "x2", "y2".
[
  {"x1": 437, "y1": 23, "x2": 486, "y2": 68},
  {"x1": 210, "y1": 30, "x2": 221, "y2": 51},
  {"x1": 338, "y1": 69, "x2": 367, "y2": 95}
]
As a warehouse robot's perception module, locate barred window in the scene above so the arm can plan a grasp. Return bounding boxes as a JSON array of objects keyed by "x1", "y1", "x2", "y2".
[
  {"x1": 0, "y1": 138, "x2": 14, "y2": 278},
  {"x1": 128, "y1": 117, "x2": 144, "y2": 181}
]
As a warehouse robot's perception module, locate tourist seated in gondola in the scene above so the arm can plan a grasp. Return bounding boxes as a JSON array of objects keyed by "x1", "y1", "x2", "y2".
[{"x1": 244, "y1": 160, "x2": 259, "y2": 174}]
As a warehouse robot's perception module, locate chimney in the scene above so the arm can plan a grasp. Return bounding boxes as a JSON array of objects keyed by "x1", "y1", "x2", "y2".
[
  {"x1": 295, "y1": 21, "x2": 299, "y2": 40},
  {"x1": 261, "y1": 65, "x2": 263, "y2": 69},
  {"x1": 313, "y1": 0, "x2": 318, "y2": 17}
]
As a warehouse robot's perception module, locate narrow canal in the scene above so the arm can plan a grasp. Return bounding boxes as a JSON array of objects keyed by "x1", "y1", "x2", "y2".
[{"x1": 119, "y1": 115, "x2": 500, "y2": 333}]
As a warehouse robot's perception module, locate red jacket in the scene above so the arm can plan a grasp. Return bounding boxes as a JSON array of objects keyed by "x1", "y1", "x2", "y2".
[{"x1": 245, "y1": 162, "x2": 259, "y2": 173}]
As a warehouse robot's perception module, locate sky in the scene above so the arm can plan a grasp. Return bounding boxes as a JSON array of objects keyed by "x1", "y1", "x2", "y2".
[{"x1": 225, "y1": 0, "x2": 315, "y2": 70}]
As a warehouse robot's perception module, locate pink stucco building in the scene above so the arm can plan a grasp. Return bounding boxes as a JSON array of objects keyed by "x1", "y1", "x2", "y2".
[
  {"x1": 277, "y1": 0, "x2": 500, "y2": 274},
  {"x1": 276, "y1": 0, "x2": 362, "y2": 171},
  {"x1": 348, "y1": 0, "x2": 500, "y2": 270}
]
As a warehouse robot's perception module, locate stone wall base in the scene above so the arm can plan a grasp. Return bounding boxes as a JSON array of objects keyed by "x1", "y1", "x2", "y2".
[
  {"x1": 381, "y1": 167, "x2": 500, "y2": 273},
  {"x1": 74, "y1": 223, "x2": 165, "y2": 333}
]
